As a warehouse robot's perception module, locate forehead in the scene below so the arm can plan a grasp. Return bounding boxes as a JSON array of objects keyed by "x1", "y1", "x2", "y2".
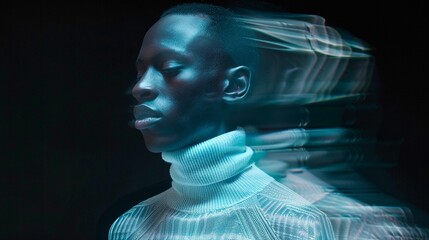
[{"x1": 140, "y1": 14, "x2": 212, "y2": 57}]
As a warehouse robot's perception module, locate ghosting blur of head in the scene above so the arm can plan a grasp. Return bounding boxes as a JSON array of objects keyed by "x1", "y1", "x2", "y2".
[{"x1": 132, "y1": 3, "x2": 258, "y2": 153}]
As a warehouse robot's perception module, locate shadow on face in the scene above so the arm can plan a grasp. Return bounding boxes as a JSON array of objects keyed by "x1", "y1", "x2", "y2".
[{"x1": 132, "y1": 14, "x2": 236, "y2": 153}]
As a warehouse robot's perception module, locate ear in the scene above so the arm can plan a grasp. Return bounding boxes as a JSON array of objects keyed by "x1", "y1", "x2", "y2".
[{"x1": 223, "y1": 66, "x2": 251, "y2": 102}]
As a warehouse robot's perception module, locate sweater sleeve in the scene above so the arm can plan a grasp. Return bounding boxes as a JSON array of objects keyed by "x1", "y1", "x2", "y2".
[
  {"x1": 108, "y1": 207, "x2": 138, "y2": 240},
  {"x1": 108, "y1": 202, "x2": 155, "y2": 240}
]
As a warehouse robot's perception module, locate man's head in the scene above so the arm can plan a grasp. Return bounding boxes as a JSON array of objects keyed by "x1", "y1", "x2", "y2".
[{"x1": 132, "y1": 3, "x2": 258, "y2": 153}]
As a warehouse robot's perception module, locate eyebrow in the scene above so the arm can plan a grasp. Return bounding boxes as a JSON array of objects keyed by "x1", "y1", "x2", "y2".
[{"x1": 136, "y1": 49, "x2": 191, "y2": 67}]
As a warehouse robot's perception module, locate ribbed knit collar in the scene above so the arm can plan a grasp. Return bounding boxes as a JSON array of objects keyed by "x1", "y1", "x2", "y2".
[
  {"x1": 162, "y1": 129, "x2": 254, "y2": 186},
  {"x1": 161, "y1": 129, "x2": 274, "y2": 213}
]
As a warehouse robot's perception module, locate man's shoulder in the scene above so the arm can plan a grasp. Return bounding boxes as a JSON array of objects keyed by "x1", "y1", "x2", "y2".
[
  {"x1": 259, "y1": 180, "x2": 323, "y2": 212},
  {"x1": 108, "y1": 188, "x2": 171, "y2": 240},
  {"x1": 257, "y1": 181, "x2": 336, "y2": 239},
  {"x1": 119, "y1": 186, "x2": 171, "y2": 216}
]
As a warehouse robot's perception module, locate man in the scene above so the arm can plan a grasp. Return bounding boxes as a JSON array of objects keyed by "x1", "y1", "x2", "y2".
[{"x1": 109, "y1": 3, "x2": 335, "y2": 240}]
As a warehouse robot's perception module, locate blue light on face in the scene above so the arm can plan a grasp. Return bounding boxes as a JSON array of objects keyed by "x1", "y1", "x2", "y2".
[{"x1": 112, "y1": 6, "x2": 429, "y2": 240}]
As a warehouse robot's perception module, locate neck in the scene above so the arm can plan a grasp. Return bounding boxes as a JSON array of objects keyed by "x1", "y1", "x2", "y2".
[
  {"x1": 162, "y1": 129, "x2": 253, "y2": 185},
  {"x1": 161, "y1": 129, "x2": 274, "y2": 212}
]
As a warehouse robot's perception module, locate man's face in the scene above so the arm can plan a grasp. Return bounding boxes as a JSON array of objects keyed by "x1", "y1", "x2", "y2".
[{"x1": 132, "y1": 14, "x2": 229, "y2": 153}]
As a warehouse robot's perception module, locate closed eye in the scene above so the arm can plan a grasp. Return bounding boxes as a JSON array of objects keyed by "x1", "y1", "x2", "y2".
[{"x1": 161, "y1": 66, "x2": 184, "y2": 78}]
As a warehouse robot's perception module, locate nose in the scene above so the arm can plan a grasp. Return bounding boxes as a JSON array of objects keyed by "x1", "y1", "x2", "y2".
[{"x1": 132, "y1": 68, "x2": 159, "y2": 103}]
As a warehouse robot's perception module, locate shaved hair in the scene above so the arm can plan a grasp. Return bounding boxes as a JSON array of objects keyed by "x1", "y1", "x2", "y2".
[{"x1": 161, "y1": 3, "x2": 259, "y2": 74}]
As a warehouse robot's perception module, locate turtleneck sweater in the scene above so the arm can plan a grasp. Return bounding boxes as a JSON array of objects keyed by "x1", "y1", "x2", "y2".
[{"x1": 109, "y1": 129, "x2": 335, "y2": 240}]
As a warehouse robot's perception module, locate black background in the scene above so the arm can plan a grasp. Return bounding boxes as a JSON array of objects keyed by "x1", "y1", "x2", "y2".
[{"x1": 3, "y1": 0, "x2": 428, "y2": 239}]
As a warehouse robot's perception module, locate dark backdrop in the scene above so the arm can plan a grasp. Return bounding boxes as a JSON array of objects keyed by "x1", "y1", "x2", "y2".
[{"x1": 3, "y1": 0, "x2": 428, "y2": 239}]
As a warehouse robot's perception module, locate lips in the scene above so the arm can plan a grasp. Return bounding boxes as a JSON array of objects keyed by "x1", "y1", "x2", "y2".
[{"x1": 133, "y1": 104, "x2": 162, "y2": 130}]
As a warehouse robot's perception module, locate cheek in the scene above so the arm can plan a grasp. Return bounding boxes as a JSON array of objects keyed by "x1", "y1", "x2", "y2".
[
  {"x1": 165, "y1": 91, "x2": 217, "y2": 126},
  {"x1": 203, "y1": 79, "x2": 225, "y2": 97},
  {"x1": 171, "y1": 69, "x2": 206, "y2": 91},
  {"x1": 159, "y1": 88, "x2": 201, "y2": 123},
  {"x1": 167, "y1": 73, "x2": 213, "y2": 104},
  {"x1": 159, "y1": 68, "x2": 224, "y2": 119},
  {"x1": 183, "y1": 68, "x2": 225, "y2": 97}
]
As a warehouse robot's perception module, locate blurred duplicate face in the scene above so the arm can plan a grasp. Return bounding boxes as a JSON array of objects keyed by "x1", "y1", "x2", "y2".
[{"x1": 132, "y1": 14, "x2": 230, "y2": 153}]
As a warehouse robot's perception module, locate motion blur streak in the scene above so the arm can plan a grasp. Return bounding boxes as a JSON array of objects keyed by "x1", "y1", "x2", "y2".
[
  {"x1": 233, "y1": 11, "x2": 429, "y2": 239},
  {"x1": 236, "y1": 12, "x2": 374, "y2": 106}
]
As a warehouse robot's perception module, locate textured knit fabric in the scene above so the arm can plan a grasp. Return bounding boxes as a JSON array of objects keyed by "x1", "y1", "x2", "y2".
[
  {"x1": 248, "y1": 128, "x2": 429, "y2": 239},
  {"x1": 109, "y1": 129, "x2": 335, "y2": 240}
]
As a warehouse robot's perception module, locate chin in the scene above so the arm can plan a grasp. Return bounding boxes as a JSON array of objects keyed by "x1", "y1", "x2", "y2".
[
  {"x1": 142, "y1": 133, "x2": 180, "y2": 153},
  {"x1": 142, "y1": 135, "x2": 164, "y2": 153},
  {"x1": 144, "y1": 144, "x2": 163, "y2": 153},
  {"x1": 140, "y1": 124, "x2": 224, "y2": 152}
]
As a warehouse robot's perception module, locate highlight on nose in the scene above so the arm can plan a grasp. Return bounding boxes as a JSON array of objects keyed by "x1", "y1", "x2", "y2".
[{"x1": 132, "y1": 84, "x2": 158, "y2": 102}]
